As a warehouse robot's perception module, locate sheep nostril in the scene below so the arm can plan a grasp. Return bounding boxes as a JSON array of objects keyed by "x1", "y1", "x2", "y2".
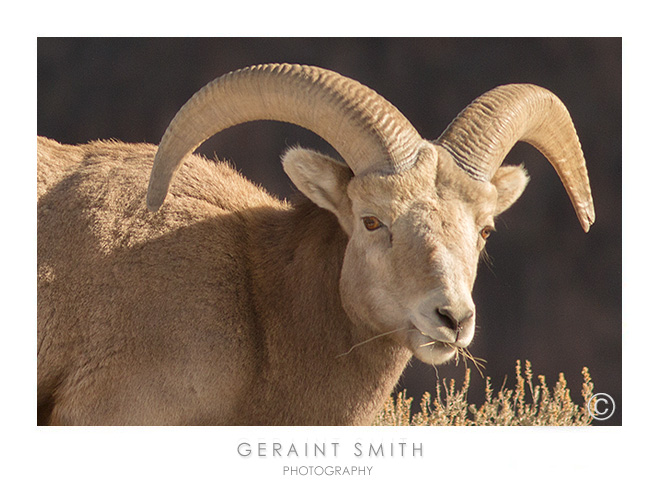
[
  {"x1": 436, "y1": 308, "x2": 474, "y2": 331},
  {"x1": 436, "y1": 308, "x2": 459, "y2": 331}
]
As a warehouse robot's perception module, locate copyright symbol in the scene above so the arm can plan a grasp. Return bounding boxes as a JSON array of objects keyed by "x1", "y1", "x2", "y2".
[{"x1": 587, "y1": 393, "x2": 615, "y2": 421}]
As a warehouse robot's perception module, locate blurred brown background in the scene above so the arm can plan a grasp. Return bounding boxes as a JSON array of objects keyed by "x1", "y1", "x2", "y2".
[{"x1": 37, "y1": 38, "x2": 621, "y2": 424}]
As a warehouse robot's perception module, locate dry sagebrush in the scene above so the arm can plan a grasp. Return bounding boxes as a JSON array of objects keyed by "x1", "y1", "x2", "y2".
[{"x1": 374, "y1": 360, "x2": 595, "y2": 426}]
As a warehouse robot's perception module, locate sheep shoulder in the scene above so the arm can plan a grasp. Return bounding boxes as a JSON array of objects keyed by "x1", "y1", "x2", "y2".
[{"x1": 37, "y1": 137, "x2": 284, "y2": 425}]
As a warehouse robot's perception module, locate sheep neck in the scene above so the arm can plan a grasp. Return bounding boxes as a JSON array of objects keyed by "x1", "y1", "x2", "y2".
[{"x1": 245, "y1": 197, "x2": 412, "y2": 425}]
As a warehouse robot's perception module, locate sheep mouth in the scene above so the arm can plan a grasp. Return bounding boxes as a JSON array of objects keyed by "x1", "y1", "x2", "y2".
[
  {"x1": 417, "y1": 331, "x2": 458, "y2": 348},
  {"x1": 408, "y1": 315, "x2": 462, "y2": 346},
  {"x1": 406, "y1": 326, "x2": 486, "y2": 373},
  {"x1": 408, "y1": 309, "x2": 475, "y2": 349},
  {"x1": 406, "y1": 326, "x2": 460, "y2": 365},
  {"x1": 413, "y1": 329, "x2": 463, "y2": 353}
]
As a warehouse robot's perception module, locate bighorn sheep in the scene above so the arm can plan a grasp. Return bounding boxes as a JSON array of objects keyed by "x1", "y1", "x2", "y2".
[{"x1": 37, "y1": 63, "x2": 595, "y2": 425}]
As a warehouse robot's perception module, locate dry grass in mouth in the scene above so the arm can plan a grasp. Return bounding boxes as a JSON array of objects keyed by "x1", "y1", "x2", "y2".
[
  {"x1": 334, "y1": 327, "x2": 409, "y2": 359},
  {"x1": 336, "y1": 327, "x2": 488, "y2": 382},
  {"x1": 449, "y1": 344, "x2": 487, "y2": 378},
  {"x1": 418, "y1": 340, "x2": 487, "y2": 378}
]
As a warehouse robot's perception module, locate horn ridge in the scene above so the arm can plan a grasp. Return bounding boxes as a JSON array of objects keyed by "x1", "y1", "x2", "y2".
[
  {"x1": 436, "y1": 83, "x2": 595, "y2": 232},
  {"x1": 147, "y1": 63, "x2": 422, "y2": 211}
]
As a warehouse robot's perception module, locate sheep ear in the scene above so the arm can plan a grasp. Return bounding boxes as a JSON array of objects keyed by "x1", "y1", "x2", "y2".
[
  {"x1": 282, "y1": 147, "x2": 354, "y2": 231},
  {"x1": 491, "y1": 165, "x2": 530, "y2": 215}
]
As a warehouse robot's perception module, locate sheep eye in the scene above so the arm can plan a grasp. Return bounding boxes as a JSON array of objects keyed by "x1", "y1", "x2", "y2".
[
  {"x1": 480, "y1": 226, "x2": 494, "y2": 240},
  {"x1": 362, "y1": 216, "x2": 383, "y2": 231}
]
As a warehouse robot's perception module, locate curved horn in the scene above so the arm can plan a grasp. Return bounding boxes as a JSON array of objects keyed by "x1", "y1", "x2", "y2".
[
  {"x1": 147, "y1": 63, "x2": 422, "y2": 211},
  {"x1": 435, "y1": 84, "x2": 595, "y2": 232}
]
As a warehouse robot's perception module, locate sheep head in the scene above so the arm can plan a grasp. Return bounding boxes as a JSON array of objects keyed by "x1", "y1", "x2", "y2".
[
  {"x1": 147, "y1": 63, "x2": 594, "y2": 365},
  {"x1": 282, "y1": 140, "x2": 528, "y2": 364}
]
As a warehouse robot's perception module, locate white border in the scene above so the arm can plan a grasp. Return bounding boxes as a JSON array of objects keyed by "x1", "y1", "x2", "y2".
[{"x1": 4, "y1": 2, "x2": 653, "y2": 485}]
